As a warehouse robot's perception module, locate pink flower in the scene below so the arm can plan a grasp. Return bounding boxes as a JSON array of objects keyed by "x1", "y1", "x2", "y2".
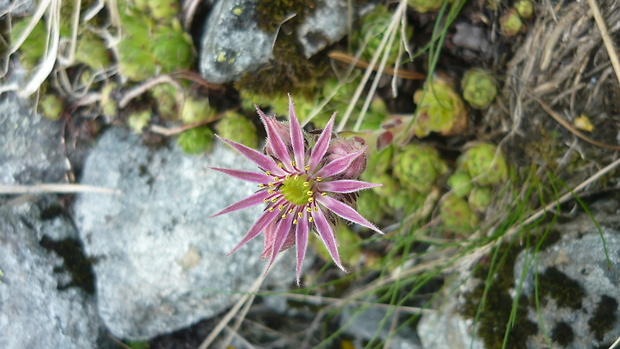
[{"x1": 210, "y1": 96, "x2": 383, "y2": 285}]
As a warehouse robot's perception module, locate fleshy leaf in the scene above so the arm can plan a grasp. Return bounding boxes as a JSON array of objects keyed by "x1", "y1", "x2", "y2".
[
  {"x1": 313, "y1": 150, "x2": 365, "y2": 179},
  {"x1": 317, "y1": 195, "x2": 383, "y2": 235}
]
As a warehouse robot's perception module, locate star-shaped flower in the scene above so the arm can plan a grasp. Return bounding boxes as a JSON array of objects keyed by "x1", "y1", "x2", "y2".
[{"x1": 210, "y1": 96, "x2": 383, "y2": 285}]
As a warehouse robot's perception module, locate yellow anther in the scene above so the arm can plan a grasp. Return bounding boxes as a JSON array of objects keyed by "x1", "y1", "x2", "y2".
[
  {"x1": 274, "y1": 177, "x2": 280, "y2": 182},
  {"x1": 303, "y1": 182, "x2": 309, "y2": 187},
  {"x1": 285, "y1": 175, "x2": 290, "y2": 179},
  {"x1": 305, "y1": 165, "x2": 310, "y2": 171},
  {"x1": 288, "y1": 209, "x2": 293, "y2": 214},
  {"x1": 306, "y1": 191, "x2": 313, "y2": 196},
  {"x1": 268, "y1": 182, "x2": 274, "y2": 187},
  {"x1": 271, "y1": 197, "x2": 277, "y2": 202},
  {"x1": 306, "y1": 207, "x2": 312, "y2": 212},
  {"x1": 316, "y1": 177, "x2": 322, "y2": 182},
  {"x1": 266, "y1": 171, "x2": 271, "y2": 176},
  {"x1": 263, "y1": 198, "x2": 269, "y2": 203},
  {"x1": 268, "y1": 189, "x2": 275, "y2": 194},
  {"x1": 282, "y1": 214, "x2": 287, "y2": 219},
  {"x1": 314, "y1": 207, "x2": 318, "y2": 212},
  {"x1": 294, "y1": 175, "x2": 299, "y2": 180},
  {"x1": 308, "y1": 217, "x2": 314, "y2": 222},
  {"x1": 321, "y1": 192, "x2": 327, "y2": 196},
  {"x1": 278, "y1": 204, "x2": 284, "y2": 210},
  {"x1": 268, "y1": 207, "x2": 275, "y2": 212},
  {"x1": 278, "y1": 163, "x2": 284, "y2": 168},
  {"x1": 291, "y1": 161, "x2": 296, "y2": 167},
  {"x1": 258, "y1": 184, "x2": 265, "y2": 188},
  {"x1": 293, "y1": 219, "x2": 298, "y2": 224},
  {"x1": 308, "y1": 198, "x2": 314, "y2": 203},
  {"x1": 298, "y1": 212, "x2": 303, "y2": 218}
]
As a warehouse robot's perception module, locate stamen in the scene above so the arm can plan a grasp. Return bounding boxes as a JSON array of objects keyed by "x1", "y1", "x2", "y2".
[
  {"x1": 268, "y1": 182, "x2": 274, "y2": 187},
  {"x1": 268, "y1": 190, "x2": 275, "y2": 194},
  {"x1": 278, "y1": 163, "x2": 284, "y2": 168},
  {"x1": 278, "y1": 204, "x2": 284, "y2": 210},
  {"x1": 268, "y1": 207, "x2": 275, "y2": 212},
  {"x1": 294, "y1": 175, "x2": 299, "y2": 180},
  {"x1": 298, "y1": 212, "x2": 303, "y2": 218},
  {"x1": 321, "y1": 193, "x2": 327, "y2": 196},
  {"x1": 285, "y1": 175, "x2": 290, "y2": 179},
  {"x1": 314, "y1": 207, "x2": 318, "y2": 212},
  {"x1": 263, "y1": 198, "x2": 269, "y2": 203},
  {"x1": 305, "y1": 165, "x2": 310, "y2": 171},
  {"x1": 306, "y1": 191, "x2": 313, "y2": 196},
  {"x1": 306, "y1": 207, "x2": 312, "y2": 212},
  {"x1": 258, "y1": 184, "x2": 265, "y2": 188},
  {"x1": 288, "y1": 209, "x2": 293, "y2": 214},
  {"x1": 302, "y1": 182, "x2": 309, "y2": 187},
  {"x1": 316, "y1": 177, "x2": 322, "y2": 182},
  {"x1": 293, "y1": 219, "x2": 298, "y2": 224},
  {"x1": 307, "y1": 198, "x2": 314, "y2": 203},
  {"x1": 273, "y1": 177, "x2": 280, "y2": 182},
  {"x1": 265, "y1": 171, "x2": 271, "y2": 176},
  {"x1": 271, "y1": 197, "x2": 277, "y2": 202},
  {"x1": 308, "y1": 217, "x2": 314, "y2": 222},
  {"x1": 281, "y1": 214, "x2": 287, "y2": 219},
  {"x1": 291, "y1": 161, "x2": 296, "y2": 167}
]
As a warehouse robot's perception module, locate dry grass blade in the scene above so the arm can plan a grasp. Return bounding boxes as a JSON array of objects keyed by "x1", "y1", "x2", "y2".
[
  {"x1": 328, "y1": 51, "x2": 425, "y2": 80},
  {"x1": 586, "y1": 0, "x2": 620, "y2": 86},
  {"x1": 0, "y1": 184, "x2": 121, "y2": 195}
]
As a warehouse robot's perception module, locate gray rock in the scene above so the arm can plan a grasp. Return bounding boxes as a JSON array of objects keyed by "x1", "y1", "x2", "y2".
[
  {"x1": 340, "y1": 304, "x2": 422, "y2": 349},
  {"x1": 74, "y1": 128, "x2": 295, "y2": 340},
  {"x1": 199, "y1": 0, "x2": 276, "y2": 84},
  {"x1": 0, "y1": 94, "x2": 68, "y2": 185},
  {"x1": 514, "y1": 199, "x2": 620, "y2": 349},
  {"x1": 296, "y1": 0, "x2": 349, "y2": 58},
  {"x1": 0, "y1": 0, "x2": 34, "y2": 16},
  {"x1": 0, "y1": 196, "x2": 103, "y2": 349}
]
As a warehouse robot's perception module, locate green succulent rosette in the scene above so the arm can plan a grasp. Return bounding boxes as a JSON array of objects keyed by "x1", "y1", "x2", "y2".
[
  {"x1": 461, "y1": 69, "x2": 497, "y2": 109},
  {"x1": 440, "y1": 194, "x2": 478, "y2": 234},
  {"x1": 357, "y1": 190, "x2": 388, "y2": 223},
  {"x1": 150, "y1": 84, "x2": 179, "y2": 120},
  {"x1": 181, "y1": 98, "x2": 212, "y2": 124},
  {"x1": 459, "y1": 143, "x2": 508, "y2": 186},
  {"x1": 392, "y1": 144, "x2": 448, "y2": 194},
  {"x1": 413, "y1": 77, "x2": 468, "y2": 137},
  {"x1": 40, "y1": 94, "x2": 63, "y2": 121},
  {"x1": 75, "y1": 34, "x2": 111, "y2": 70},
  {"x1": 500, "y1": 9, "x2": 523, "y2": 36},
  {"x1": 468, "y1": 186, "x2": 493, "y2": 212},
  {"x1": 177, "y1": 126, "x2": 215, "y2": 154},
  {"x1": 11, "y1": 19, "x2": 47, "y2": 69},
  {"x1": 408, "y1": 0, "x2": 448, "y2": 13},
  {"x1": 215, "y1": 111, "x2": 258, "y2": 148},
  {"x1": 152, "y1": 20, "x2": 194, "y2": 73},
  {"x1": 117, "y1": 15, "x2": 157, "y2": 81},
  {"x1": 514, "y1": 0, "x2": 534, "y2": 19},
  {"x1": 448, "y1": 171, "x2": 474, "y2": 198},
  {"x1": 127, "y1": 110, "x2": 151, "y2": 133}
]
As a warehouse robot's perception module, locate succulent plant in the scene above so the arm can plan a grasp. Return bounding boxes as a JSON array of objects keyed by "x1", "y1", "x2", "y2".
[
  {"x1": 363, "y1": 145, "x2": 394, "y2": 179},
  {"x1": 356, "y1": 5, "x2": 413, "y2": 66},
  {"x1": 386, "y1": 189, "x2": 424, "y2": 213},
  {"x1": 181, "y1": 98, "x2": 212, "y2": 124},
  {"x1": 392, "y1": 144, "x2": 448, "y2": 194},
  {"x1": 514, "y1": 0, "x2": 534, "y2": 19},
  {"x1": 148, "y1": 0, "x2": 179, "y2": 21},
  {"x1": 439, "y1": 194, "x2": 478, "y2": 234},
  {"x1": 40, "y1": 94, "x2": 63, "y2": 121},
  {"x1": 177, "y1": 126, "x2": 215, "y2": 154},
  {"x1": 413, "y1": 77, "x2": 468, "y2": 137},
  {"x1": 127, "y1": 110, "x2": 151, "y2": 133},
  {"x1": 150, "y1": 84, "x2": 179, "y2": 120},
  {"x1": 407, "y1": 0, "x2": 447, "y2": 13},
  {"x1": 100, "y1": 82, "x2": 118, "y2": 118},
  {"x1": 214, "y1": 111, "x2": 258, "y2": 148},
  {"x1": 313, "y1": 223, "x2": 363, "y2": 270},
  {"x1": 448, "y1": 171, "x2": 474, "y2": 198},
  {"x1": 459, "y1": 143, "x2": 508, "y2": 186},
  {"x1": 11, "y1": 19, "x2": 47, "y2": 69},
  {"x1": 461, "y1": 69, "x2": 497, "y2": 109},
  {"x1": 500, "y1": 9, "x2": 523, "y2": 36},
  {"x1": 151, "y1": 20, "x2": 194, "y2": 73},
  {"x1": 116, "y1": 15, "x2": 157, "y2": 81},
  {"x1": 468, "y1": 186, "x2": 493, "y2": 212},
  {"x1": 357, "y1": 190, "x2": 387, "y2": 223},
  {"x1": 75, "y1": 34, "x2": 111, "y2": 70}
]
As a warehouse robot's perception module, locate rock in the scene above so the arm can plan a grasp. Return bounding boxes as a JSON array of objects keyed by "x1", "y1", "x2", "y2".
[
  {"x1": 0, "y1": 196, "x2": 104, "y2": 349},
  {"x1": 297, "y1": 0, "x2": 354, "y2": 58},
  {"x1": 0, "y1": 0, "x2": 34, "y2": 16},
  {"x1": 340, "y1": 304, "x2": 423, "y2": 349},
  {"x1": 514, "y1": 198, "x2": 620, "y2": 349},
  {"x1": 0, "y1": 94, "x2": 68, "y2": 185},
  {"x1": 199, "y1": 0, "x2": 275, "y2": 84},
  {"x1": 74, "y1": 128, "x2": 295, "y2": 340}
]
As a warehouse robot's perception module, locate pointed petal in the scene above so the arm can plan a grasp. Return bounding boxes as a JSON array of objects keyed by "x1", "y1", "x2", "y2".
[
  {"x1": 295, "y1": 209, "x2": 309, "y2": 286},
  {"x1": 208, "y1": 190, "x2": 270, "y2": 218},
  {"x1": 263, "y1": 212, "x2": 295, "y2": 276},
  {"x1": 317, "y1": 195, "x2": 383, "y2": 235},
  {"x1": 228, "y1": 207, "x2": 280, "y2": 255},
  {"x1": 307, "y1": 113, "x2": 335, "y2": 172},
  {"x1": 210, "y1": 167, "x2": 272, "y2": 184},
  {"x1": 258, "y1": 106, "x2": 294, "y2": 171},
  {"x1": 313, "y1": 150, "x2": 365, "y2": 179},
  {"x1": 288, "y1": 96, "x2": 306, "y2": 170},
  {"x1": 217, "y1": 135, "x2": 285, "y2": 176},
  {"x1": 312, "y1": 206, "x2": 347, "y2": 272},
  {"x1": 316, "y1": 179, "x2": 382, "y2": 193}
]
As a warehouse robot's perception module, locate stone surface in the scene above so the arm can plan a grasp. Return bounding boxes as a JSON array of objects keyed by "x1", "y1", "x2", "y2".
[
  {"x1": 341, "y1": 304, "x2": 423, "y2": 349},
  {"x1": 0, "y1": 196, "x2": 104, "y2": 349},
  {"x1": 74, "y1": 128, "x2": 295, "y2": 340},
  {"x1": 0, "y1": 94, "x2": 68, "y2": 185},
  {"x1": 514, "y1": 198, "x2": 620, "y2": 349},
  {"x1": 199, "y1": 0, "x2": 275, "y2": 84},
  {"x1": 297, "y1": 0, "x2": 350, "y2": 58}
]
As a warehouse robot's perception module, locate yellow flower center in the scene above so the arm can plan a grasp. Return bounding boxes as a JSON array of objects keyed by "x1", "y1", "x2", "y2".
[{"x1": 280, "y1": 174, "x2": 314, "y2": 206}]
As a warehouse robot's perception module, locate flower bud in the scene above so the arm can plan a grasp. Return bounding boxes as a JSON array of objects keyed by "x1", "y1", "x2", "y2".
[
  {"x1": 324, "y1": 136, "x2": 367, "y2": 179},
  {"x1": 514, "y1": 0, "x2": 534, "y2": 19},
  {"x1": 413, "y1": 77, "x2": 468, "y2": 137},
  {"x1": 468, "y1": 186, "x2": 493, "y2": 212},
  {"x1": 461, "y1": 69, "x2": 497, "y2": 109},
  {"x1": 448, "y1": 171, "x2": 474, "y2": 198},
  {"x1": 459, "y1": 143, "x2": 508, "y2": 186},
  {"x1": 500, "y1": 9, "x2": 523, "y2": 36}
]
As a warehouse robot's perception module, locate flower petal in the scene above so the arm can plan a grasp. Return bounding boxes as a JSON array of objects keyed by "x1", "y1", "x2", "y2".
[
  {"x1": 313, "y1": 150, "x2": 365, "y2": 179},
  {"x1": 307, "y1": 113, "x2": 335, "y2": 172},
  {"x1": 208, "y1": 190, "x2": 269, "y2": 218},
  {"x1": 312, "y1": 206, "x2": 347, "y2": 272},
  {"x1": 228, "y1": 207, "x2": 280, "y2": 255},
  {"x1": 295, "y1": 209, "x2": 309, "y2": 286},
  {"x1": 217, "y1": 135, "x2": 285, "y2": 176},
  {"x1": 317, "y1": 195, "x2": 383, "y2": 235},
  {"x1": 258, "y1": 106, "x2": 294, "y2": 171},
  {"x1": 210, "y1": 167, "x2": 272, "y2": 184},
  {"x1": 263, "y1": 212, "x2": 295, "y2": 276},
  {"x1": 316, "y1": 179, "x2": 382, "y2": 193},
  {"x1": 288, "y1": 95, "x2": 306, "y2": 170}
]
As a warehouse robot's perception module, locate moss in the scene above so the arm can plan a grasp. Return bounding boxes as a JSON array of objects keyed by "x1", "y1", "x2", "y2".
[
  {"x1": 461, "y1": 244, "x2": 538, "y2": 349},
  {"x1": 551, "y1": 321, "x2": 574, "y2": 347},
  {"x1": 588, "y1": 295, "x2": 618, "y2": 342},
  {"x1": 537, "y1": 267, "x2": 584, "y2": 310},
  {"x1": 254, "y1": 0, "x2": 316, "y2": 32}
]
